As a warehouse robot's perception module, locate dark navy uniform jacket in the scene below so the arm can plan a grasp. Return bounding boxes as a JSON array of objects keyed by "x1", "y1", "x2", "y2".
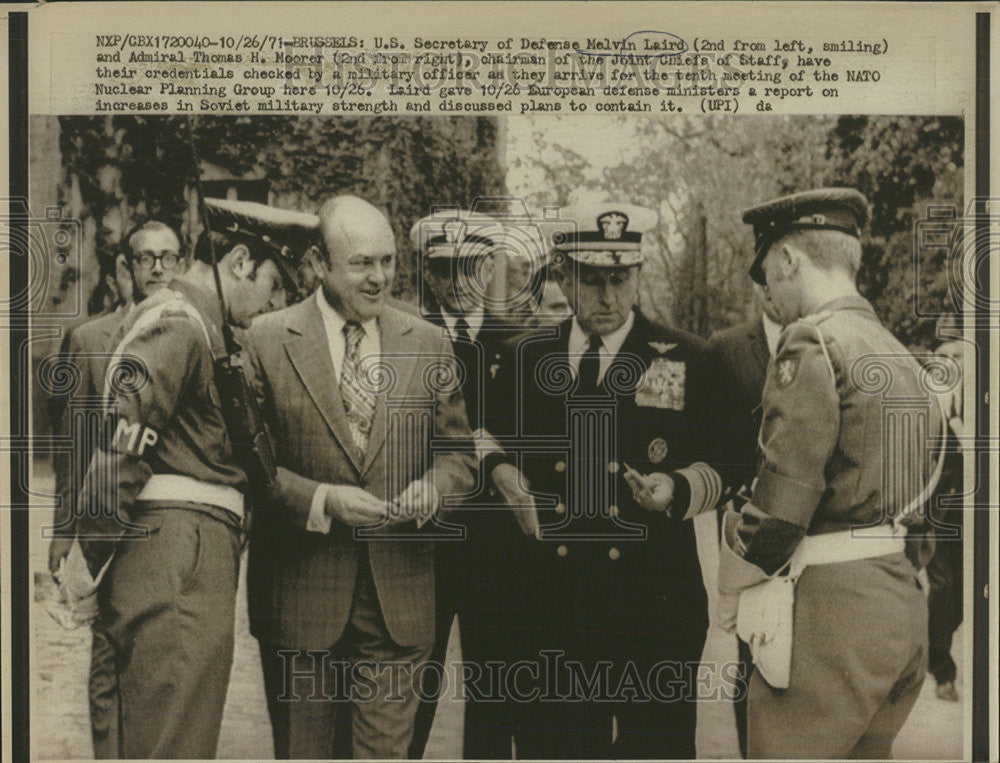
[{"x1": 486, "y1": 310, "x2": 717, "y2": 660}]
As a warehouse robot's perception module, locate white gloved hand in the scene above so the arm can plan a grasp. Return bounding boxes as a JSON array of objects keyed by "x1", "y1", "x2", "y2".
[{"x1": 49, "y1": 542, "x2": 102, "y2": 629}]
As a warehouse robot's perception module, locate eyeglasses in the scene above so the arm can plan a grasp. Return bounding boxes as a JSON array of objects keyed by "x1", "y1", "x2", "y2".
[{"x1": 132, "y1": 252, "x2": 180, "y2": 270}]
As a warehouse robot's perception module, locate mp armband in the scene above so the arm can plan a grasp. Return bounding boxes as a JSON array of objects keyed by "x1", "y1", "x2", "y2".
[{"x1": 99, "y1": 411, "x2": 160, "y2": 457}]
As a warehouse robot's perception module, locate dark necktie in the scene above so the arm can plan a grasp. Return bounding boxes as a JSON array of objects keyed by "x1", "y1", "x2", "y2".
[
  {"x1": 454, "y1": 316, "x2": 471, "y2": 344},
  {"x1": 576, "y1": 334, "x2": 603, "y2": 395},
  {"x1": 340, "y1": 321, "x2": 376, "y2": 457}
]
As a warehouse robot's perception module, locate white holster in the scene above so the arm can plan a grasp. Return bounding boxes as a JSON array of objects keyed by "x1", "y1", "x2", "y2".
[
  {"x1": 738, "y1": 395, "x2": 947, "y2": 689},
  {"x1": 736, "y1": 524, "x2": 906, "y2": 689}
]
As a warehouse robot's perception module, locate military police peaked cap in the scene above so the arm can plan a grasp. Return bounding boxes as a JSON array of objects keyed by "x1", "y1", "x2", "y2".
[
  {"x1": 554, "y1": 202, "x2": 658, "y2": 267},
  {"x1": 204, "y1": 198, "x2": 319, "y2": 286},
  {"x1": 742, "y1": 188, "x2": 869, "y2": 285},
  {"x1": 409, "y1": 210, "x2": 502, "y2": 260}
]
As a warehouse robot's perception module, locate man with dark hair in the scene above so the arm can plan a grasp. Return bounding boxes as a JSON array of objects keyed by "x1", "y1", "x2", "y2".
[
  {"x1": 122, "y1": 219, "x2": 183, "y2": 302},
  {"x1": 246, "y1": 195, "x2": 476, "y2": 759},
  {"x1": 57, "y1": 199, "x2": 313, "y2": 759},
  {"x1": 528, "y1": 264, "x2": 573, "y2": 328},
  {"x1": 48, "y1": 219, "x2": 180, "y2": 572},
  {"x1": 47, "y1": 218, "x2": 182, "y2": 757}
]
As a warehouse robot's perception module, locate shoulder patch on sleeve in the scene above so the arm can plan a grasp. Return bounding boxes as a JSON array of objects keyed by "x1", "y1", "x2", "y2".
[
  {"x1": 773, "y1": 319, "x2": 836, "y2": 388},
  {"x1": 775, "y1": 356, "x2": 799, "y2": 388}
]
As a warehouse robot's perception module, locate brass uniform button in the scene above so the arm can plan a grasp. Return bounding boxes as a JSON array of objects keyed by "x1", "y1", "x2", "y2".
[
  {"x1": 608, "y1": 547, "x2": 621, "y2": 560},
  {"x1": 555, "y1": 502, "x2": 566, "y2": 515},
  {"x1": 607, "y1": 461, "x2": 619, "y2": 474},
  {"x1": 557, "y1": 544, "x2": 569, "y2": 557},
  {"x1": 554, "y1": 460, "x2": 566, "y2": 473}
]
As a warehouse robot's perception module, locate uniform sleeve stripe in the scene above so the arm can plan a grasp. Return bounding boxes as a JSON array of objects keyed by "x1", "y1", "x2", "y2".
[{"x1": 677, "y1": 461, "x2": 723, "y2": 519}]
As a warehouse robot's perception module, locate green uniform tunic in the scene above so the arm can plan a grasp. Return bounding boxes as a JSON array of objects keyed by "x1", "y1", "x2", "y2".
[{"x1": 720, "y1": 295, "x2": 941, "y2": 759}]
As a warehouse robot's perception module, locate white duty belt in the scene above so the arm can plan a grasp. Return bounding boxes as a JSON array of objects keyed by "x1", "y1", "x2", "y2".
[
  {"x1": 137, "y1": 474, "x2": 245, "y2": 519},
  {"x1": 787, "y1": 523, "x2": 906, "y2": 578}
]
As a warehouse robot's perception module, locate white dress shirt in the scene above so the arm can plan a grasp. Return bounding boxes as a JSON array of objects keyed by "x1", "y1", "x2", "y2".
[
  {"x1": 567, "y1": 311, "x2": 635, "y2": 385},
  {"x1": 307, "y1": 289, "x2": 381, "y2": 533},
  {"x1": 440, "y1": 307, "x2": 485, "y2": 343}
]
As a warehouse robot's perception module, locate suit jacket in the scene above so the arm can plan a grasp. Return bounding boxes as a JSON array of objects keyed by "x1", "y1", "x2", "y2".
[
  {"x1": 246, "y1": 297, "x2": 477, "y2": 649},
  {"x1": 487, "y1": 311, "x2": 712, "y2": 660},
  {"x1": 706, "y1": 315, "x2": 770, "y2": 496},
  {"x1": 50, "y1": 307, "x2": 129, "y2": 532}
]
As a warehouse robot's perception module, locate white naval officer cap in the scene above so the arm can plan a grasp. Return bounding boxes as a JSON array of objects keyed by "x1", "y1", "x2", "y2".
[{"x1": 553, "y1": 202, "x2": 658, "y2": 267}]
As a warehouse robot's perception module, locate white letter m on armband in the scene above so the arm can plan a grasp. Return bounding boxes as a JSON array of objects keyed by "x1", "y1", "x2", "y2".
[{"x1": 113, "y1": 418, "x2": 159, "y2": 456}]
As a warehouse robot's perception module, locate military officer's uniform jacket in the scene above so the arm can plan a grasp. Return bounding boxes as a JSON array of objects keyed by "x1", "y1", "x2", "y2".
[
  {"x1": 720, "y1": 295, "x2": 941, "y2": 759},
  {"x1": 723, "y1": 296, "x2": 943, "y2": 571},
  {"x1": 50, "y1": 307, "x2": 130, "y2": 540},
  {"x1": 487, "y1": 309, "x2": 718, "y2": 664},
  {"x1": 425, "y1": 308, "x2": 518, "y2": 433}
]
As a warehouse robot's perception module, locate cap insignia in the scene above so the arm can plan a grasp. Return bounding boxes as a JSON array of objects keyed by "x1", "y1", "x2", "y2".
[{"x1": 598, "y1": 212, "x2": 629, "y2": 240}]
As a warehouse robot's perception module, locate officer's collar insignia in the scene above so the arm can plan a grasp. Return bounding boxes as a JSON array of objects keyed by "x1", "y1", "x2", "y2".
[
  {"x1": 648, "y1": 341, "x2": 677, "y2": 354},
  {"x1": 635, "y1": 358, "x2": 686, "y2": 411},
  {"x1": 776, "y1": 357, "x2": 799, "y2": 388},
  {"x1": 598, "y1": 211, "x2": 629, "y2": 240},
  {"x1": 648, "y1": 437, "x2": 668, "y2": 464}
]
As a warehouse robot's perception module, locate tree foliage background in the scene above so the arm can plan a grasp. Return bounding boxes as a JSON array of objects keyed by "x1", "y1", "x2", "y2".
[
  {"x1": 43, "y1": 115, "x2": 504, "y2": 312},
  {"x1": 506, "y1": 114, "x2": 963, "y2": 349}
]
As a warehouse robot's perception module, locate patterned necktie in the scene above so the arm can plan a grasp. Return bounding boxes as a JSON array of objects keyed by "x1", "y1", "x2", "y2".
[
  {"x1": 575, "y1": 334, "x2": 603, "y2": 396},
  {"x1": 340, "y1": 321, "x2": 376, "y2": 457}
]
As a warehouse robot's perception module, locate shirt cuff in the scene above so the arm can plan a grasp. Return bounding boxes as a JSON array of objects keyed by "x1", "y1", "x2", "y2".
[
  {"x1": 473, "y1": 428, "x2": 503, "y2": 462},
  {"x1": 307, "y1": 485, "x2": 333, "y2": 534},
  {"x1": 482, "y1": 452, "x2": 514, "y2": 486}
]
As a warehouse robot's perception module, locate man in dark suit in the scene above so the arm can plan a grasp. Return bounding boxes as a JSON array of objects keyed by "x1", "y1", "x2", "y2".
[
  {"x1": 406, "y1": 212, "x2": 533, "y2": 759},
  {"x1": 246, "y1": 195, "x2": 477, "y2": 759},
  {"x1": 484, "y1": 203, "x2": 723, "y2": 759},
  {"x1": 925, "y1": 335, "x2": 965, "y2": 702},
  {"x1": 704, "y1": 283, "x2": 783, "y2": 757}
]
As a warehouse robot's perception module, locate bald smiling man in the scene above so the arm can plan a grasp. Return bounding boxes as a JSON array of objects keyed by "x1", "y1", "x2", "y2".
[{"x1": 246, "y1": 196, "x2": 477, "y2": 759}]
